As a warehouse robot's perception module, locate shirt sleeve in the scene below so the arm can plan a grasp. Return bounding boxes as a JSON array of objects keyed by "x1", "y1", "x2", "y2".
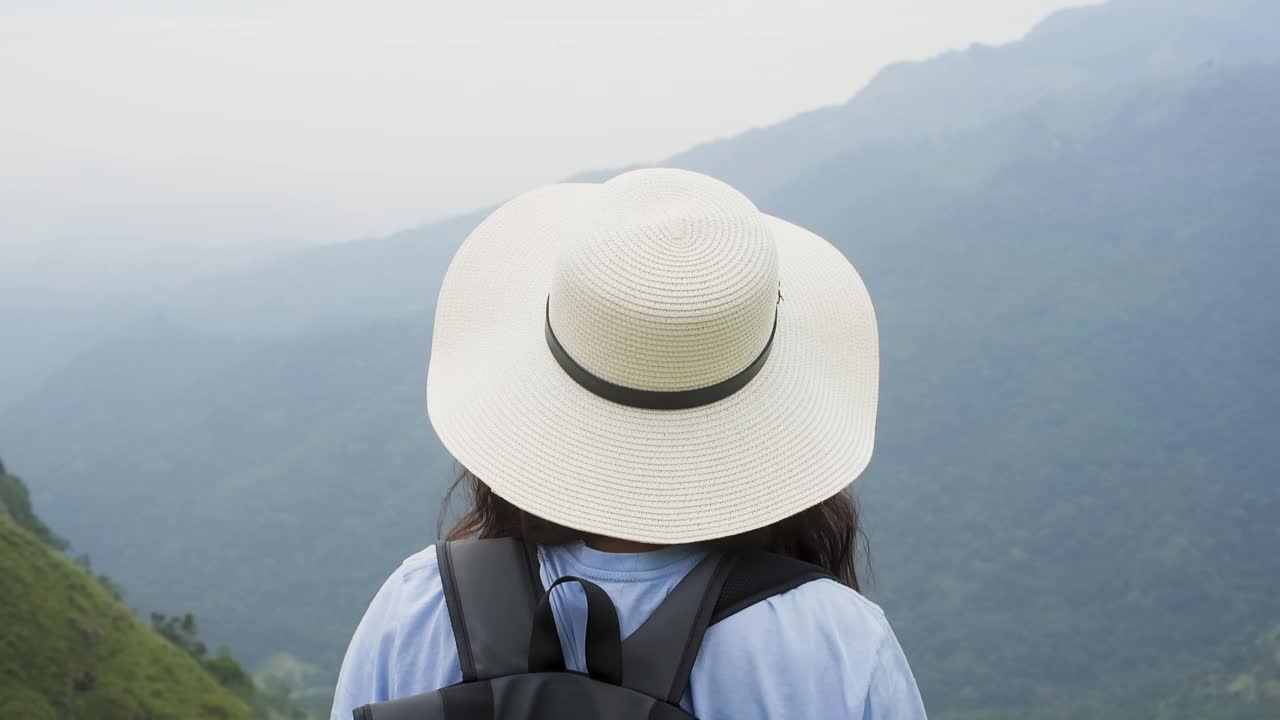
[
  {"x1": 687, "y1": 578, "x2": 927, "y2": 720},
  {"x1": 330, "y1": 546, "x2": 463, "y2": 720},
  {"x1": 864, "y1": 620, "x2": 928, "y2": 720},
  {"x1": 329, "y1": 565, "x2": 405, "y2": 720}
]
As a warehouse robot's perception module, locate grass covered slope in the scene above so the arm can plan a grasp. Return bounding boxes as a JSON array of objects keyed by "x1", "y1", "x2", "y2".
[
  {"x1": 0, "y1": 469, "x2": 67, "y2": 551},
  {"x1": 0, "y1": 472, "x2": 252, "y2": 720}
]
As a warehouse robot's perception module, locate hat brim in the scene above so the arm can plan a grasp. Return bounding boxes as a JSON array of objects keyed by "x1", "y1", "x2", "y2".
[{"x1": 426, "y1": 182, "x2": 879, "y2": 544}]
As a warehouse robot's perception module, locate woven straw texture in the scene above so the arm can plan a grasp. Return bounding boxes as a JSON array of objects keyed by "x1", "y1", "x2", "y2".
[{"x1": 427, "y1": 168, "x2": 878, "y2": 544}]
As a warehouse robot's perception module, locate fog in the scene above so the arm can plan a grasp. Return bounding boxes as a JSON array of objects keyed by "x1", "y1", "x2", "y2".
[{"x1": 0, "y1": 0, "x2": 1090, "y2": 255}]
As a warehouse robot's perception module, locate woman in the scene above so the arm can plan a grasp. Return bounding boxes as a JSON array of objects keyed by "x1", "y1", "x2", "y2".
[{"x1": 331, "y1": 168, "x2": 927, "y2": 719}]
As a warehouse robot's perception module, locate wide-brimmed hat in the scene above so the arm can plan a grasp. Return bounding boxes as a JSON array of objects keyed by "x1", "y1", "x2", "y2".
[{"x1": 426, "y1": 168, "x2": 878, "y2": 544}]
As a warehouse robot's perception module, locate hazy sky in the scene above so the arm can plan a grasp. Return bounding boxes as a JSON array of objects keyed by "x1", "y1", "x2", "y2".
[{"x1": 0, "y1": 1, "x2": 1093, "y2": 252}]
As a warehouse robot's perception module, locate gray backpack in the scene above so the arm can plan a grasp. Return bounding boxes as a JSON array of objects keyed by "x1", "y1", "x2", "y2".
[{"x1": 353, "y1": 538, "x2": 831, "y2": 720}]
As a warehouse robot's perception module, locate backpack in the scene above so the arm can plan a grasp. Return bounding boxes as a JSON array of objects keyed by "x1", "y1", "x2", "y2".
[{"x1": 352, "y1": 538, "x2": 832, "y2": 720}]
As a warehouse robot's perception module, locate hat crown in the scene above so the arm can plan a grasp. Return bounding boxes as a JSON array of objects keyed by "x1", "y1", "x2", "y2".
[{"x1": 548, "y1": 169, "x2": 779, "y2": 393}]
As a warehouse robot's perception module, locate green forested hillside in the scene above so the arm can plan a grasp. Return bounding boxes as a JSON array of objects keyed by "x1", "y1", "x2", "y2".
[
  {"x1": 0, "y1": 467, "x2": 67, "y2": 551},
  {"x1": 0, "y1": 471, "x2": 254, "y2": 720},
  {"x1": 1159, "y1": 626, "x2": 1280, "y2": 720},
  {"x1": 2, "y1": 1, "x2": 1278, "y2": 719},
  {"x1": 0, "y1": 317, "x2": 453, "y2": 671},
  {"x1": 766, "y1": 62, "x2": 1280, "y2": 719}
]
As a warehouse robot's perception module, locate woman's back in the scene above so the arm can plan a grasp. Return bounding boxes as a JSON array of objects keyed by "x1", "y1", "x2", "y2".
[
  {"x1": 332, "y1": 167, "x2": 925, "y2": 718},
  {"x1": 331, "y1": 542, "x2": 926, "y2": 720}
]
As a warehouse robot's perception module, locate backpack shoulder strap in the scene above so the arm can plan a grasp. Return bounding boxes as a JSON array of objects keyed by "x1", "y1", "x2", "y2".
[
  {"x1": 620, "y1": 551, "x2": 833, "y2": 704},
  {"x1": 436, "y1": 538, "x2": 542, "y2": 682},
  {"x1": 619, "y1": 552, "x2": 733, "y2": 703},
  {"x1": 708, "y1": 551, "x2": 833, "y2": 626}
]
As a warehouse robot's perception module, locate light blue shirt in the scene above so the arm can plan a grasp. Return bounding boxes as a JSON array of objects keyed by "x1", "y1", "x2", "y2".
[{"x1": 331, "y1": 542, "x2": 927, "y2": 720}]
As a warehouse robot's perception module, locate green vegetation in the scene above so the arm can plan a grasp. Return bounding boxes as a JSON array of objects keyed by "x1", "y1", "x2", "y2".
[
  {"x1": 767, "y1": 62, "x2": 1280, "y2": 719},
  {"x1": 255, "y1": 653, "x2": 341, "y2": 719},
  {"x1": 0, "y1": 469, "x2": 314, "y2": 719},
  {"x1": 149, "y1": 612, "x2": 314, "y2": 720},
  {"x1": 0, "y1": 474, "x2": 253, "y2": 720},
  {"x1": 0, "y1": 465, "x2": 67, "y2": 551},
  {"x1": 1157, "y1": 625, "x2": 1280, "y2": 719}
]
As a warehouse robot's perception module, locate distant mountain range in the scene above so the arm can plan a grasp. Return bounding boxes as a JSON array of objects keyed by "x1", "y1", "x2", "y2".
[
  {"x1": 3, "y1": 1, "x2": 1278, "y2": 718},
  {"x1": 54, "y1": 0, "x2": 1280, "y2": 341},
  {"x1": 653, "y1": 0, "x2": 1279, "y2": 200}
]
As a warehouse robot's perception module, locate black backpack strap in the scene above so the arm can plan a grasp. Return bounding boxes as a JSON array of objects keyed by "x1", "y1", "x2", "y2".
[
  {"x1": 436, "y1": 538, "x2": 542, "y2": 682},
  {"x1": 620, "y1": 550, "x2": 833, "y2": 704},
  {"x1": 619, "y1": 552, "x2": 734, "y2": 703},
  {"x1": 528, "y1": 576, "x2": 625, "y2": 685},
  {"x1": 708, "y1": 551, "x2": 833, "y2": 626}
]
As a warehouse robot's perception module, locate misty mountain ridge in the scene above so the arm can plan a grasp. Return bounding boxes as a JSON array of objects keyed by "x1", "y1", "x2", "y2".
[
  {"x1": 0, "y1": 225, "x2": 307, "y2": 409},
  {"x1": 642, "y1": 0, "x2": 1280, "y2": 198},
  {"x1": 3, "y1": 1, "x2": 1279, "y2": 718},
  {"x1": 40, "y1": 0, "x2": 1278, "y2": 345}
]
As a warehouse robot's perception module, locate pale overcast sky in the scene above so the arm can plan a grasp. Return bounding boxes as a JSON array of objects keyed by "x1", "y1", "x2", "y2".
[{"x1": 0, "y1": 1, "x2": 1093, "y2": 251}]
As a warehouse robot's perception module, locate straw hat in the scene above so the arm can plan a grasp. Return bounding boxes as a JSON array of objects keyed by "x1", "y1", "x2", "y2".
[{"x1": 426, "y1": 168, "x2": 878, "y2": 544}]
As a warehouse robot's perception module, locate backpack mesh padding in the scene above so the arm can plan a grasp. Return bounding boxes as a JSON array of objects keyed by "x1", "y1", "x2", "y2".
[{"x1": 709, "y1": 552, "x2": 832, "y2": 626}]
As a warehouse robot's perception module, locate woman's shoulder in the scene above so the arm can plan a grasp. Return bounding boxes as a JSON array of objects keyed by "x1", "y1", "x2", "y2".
[
  {"x1": 775, "y1": 576, "x2": 890, "y2": 626},
  {"x1": 708, "y1": 575, "x2": 892, "y2": 654},
  {"x1": 367, "y1": 543, "x2": 451, "y2": 638},
  {"x1": 396, "y1": 543, "x2": 443, "y2": 578},
  {"x1": 363, "y1": 544, "x2": 444, "y2": 610},
  {"x1": 689, "y1": 579, "x2": 913, "y2": 717}
]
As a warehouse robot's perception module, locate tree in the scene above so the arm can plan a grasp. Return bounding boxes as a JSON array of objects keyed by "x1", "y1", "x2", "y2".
[{"x1": 151, "y1": 611, "x2": 208, "y2": 662}]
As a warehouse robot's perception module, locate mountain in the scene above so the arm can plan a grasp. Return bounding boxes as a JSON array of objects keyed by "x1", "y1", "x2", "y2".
[
  {"x1": 3, "y1": 1, "x2": 1279, "y2": 718},
  {"x1": 0, "y1": 316, "x2": 453, "y2": 669},
  {"x1": 0, "y1": 463, "x2": 67, "y2": 552},
  {"x1": 81, "y1": 0, "x2": 1279, "y2": 348},
  {"x1": 769, "y1": 62, "x2": 1280, "y2": 719},
  {"x1": 165, "y1": 211, "x2": 485, "y2": 337},
  {"x1": 0, "y1": 230, "x2": 305, "y2": 411},
  {"x1": 0, "y1": 469, "x2": 254, "y2": 720},
  {"x1": 652, "y1": 0, "x2": 1280, "y2": 200}
]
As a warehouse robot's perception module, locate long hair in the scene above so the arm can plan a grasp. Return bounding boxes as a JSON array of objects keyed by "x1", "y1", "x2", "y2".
[{"x1": 439, "y1": 466, "x2": 870, "y2": 592}]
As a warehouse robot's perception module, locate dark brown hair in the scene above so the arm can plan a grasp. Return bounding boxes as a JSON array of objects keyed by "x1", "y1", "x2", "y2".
[{"x1": 439, "y1": 466, "x2": 870, "y2": 592}]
